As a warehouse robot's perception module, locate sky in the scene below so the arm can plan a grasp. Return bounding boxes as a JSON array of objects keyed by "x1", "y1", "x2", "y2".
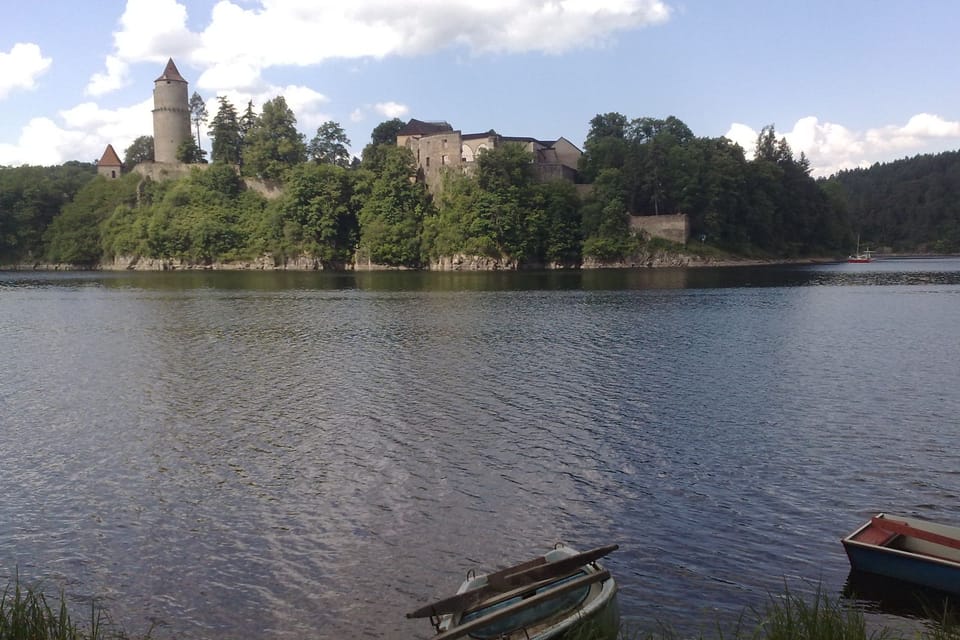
[{"x1": 1, "y1": 0, "x2": 959, "y2": 178}]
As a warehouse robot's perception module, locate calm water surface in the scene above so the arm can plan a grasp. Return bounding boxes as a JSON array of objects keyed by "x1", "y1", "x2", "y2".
[{"x1": 2, "y1": 258, "x2": 959, "y2": 639}]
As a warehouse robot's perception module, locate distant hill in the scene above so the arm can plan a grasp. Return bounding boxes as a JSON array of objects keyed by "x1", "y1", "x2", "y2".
[{"x1": 826, "y1": 149, "x2": 960, "y2": 253}]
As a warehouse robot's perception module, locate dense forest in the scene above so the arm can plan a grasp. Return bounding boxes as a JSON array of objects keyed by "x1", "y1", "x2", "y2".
[
  {"x1": 826, "y1": 150, "x2": 960, "y2": 252},
  {"x1": 1, "y1": 97, "x2": 958, "y2": 269}
]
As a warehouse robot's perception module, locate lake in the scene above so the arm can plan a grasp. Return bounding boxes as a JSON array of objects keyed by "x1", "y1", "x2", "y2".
[{"x1": 2, "y1": 258, "x2": 959, "y2": 639}]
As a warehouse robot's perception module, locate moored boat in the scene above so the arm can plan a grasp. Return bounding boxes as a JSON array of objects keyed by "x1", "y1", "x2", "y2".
[
  {"x1": 847, "y1": 235, "x2": 873, "y2": 263},
  {"x1": 841, "y1": 513, "x2": 960, "y2": 596},
  {"x1": 407, "y1": 543, "x2": 620, "y2": 640}
]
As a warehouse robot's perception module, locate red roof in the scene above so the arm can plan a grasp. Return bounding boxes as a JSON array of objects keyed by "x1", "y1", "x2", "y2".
[
  {"x1": 155, "y1": 58, "x2": 186, "y2": 83},
  {"x1": 98, "y1": 144, "x2": 122, "y2": 167}
]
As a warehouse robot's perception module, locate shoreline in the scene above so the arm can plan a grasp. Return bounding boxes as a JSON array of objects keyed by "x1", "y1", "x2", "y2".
[{"x1": 0, "y1": 254, "x2": 841, "y2": 273}]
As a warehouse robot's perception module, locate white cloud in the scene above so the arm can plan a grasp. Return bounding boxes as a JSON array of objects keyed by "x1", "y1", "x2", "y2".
[
  {"x1": 0, "y1": 43, "x2": 52, "y2": 100},
  {"x1": 374, "y1": 101, "x2": 409, "y2": 119},
  {"x1": 86, "y1": 56, "x2": 130, "y2": 97},
  {"x1": 0, "y1": 118, "x2": 95, "y2": 166},
  {"x1": 93, "y1": 0, "x2": 670, "y2": 97},
  {"x1": 725, "y1": 113, "x2": 960, "y2": 177},
  {"x1": 87, "y1": 0, "x2": 200, "y2": 95},
  {"x1": 0, "y1": 99, "x2": 153, "y2": 166}
]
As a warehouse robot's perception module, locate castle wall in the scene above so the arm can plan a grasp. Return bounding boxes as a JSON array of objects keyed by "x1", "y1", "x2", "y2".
[
  {"x1": 153, "y1": 78, "x2": 191, "y2": 163},
  {"x1": 628, "y1": 213, "x2": 689, "y2": 245},
  {"x1": 409, "y1": 131, "x2": 464, "y2": 191}
]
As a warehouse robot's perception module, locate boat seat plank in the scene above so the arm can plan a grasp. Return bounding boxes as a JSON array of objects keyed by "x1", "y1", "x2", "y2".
[
  {"x1": 428, "y1": 569, "x2": 611, "y2": 640},
  {"x1": 852, "y1": 524, "x2": 898, "y2": 546},
  {"x1": 871, "y1": 517, "x2": 960, "y2": 552},
  {"x1": 406, "y1": 544, "x2": 618, "y2": 619},
  {"x1": 488, "y1": 544, "x2": 618, "y2": 590},
  {"x1": 460, "y1": 569, "x2": 586, "y2": 617}
]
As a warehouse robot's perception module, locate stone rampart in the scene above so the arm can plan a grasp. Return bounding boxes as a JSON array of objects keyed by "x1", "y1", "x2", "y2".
[{"x1": 628, "y1": 213, "x2": 689, "y2": 245}]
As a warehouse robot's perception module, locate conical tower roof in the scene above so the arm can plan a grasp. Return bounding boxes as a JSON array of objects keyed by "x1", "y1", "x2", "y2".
[
  {"x1": 155, "y1": 58, "x2": 186, "y2": 83},
  {"x1": 98, "y1": 144, "x2": 122, "y2": 167}
]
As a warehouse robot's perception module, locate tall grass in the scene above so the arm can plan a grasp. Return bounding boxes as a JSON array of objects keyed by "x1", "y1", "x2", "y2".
[
  {"x1": 619, "y1": 585, "x2": 960, "y2": 640},
  {"x1": 0, "y1": 575, "x2": 137, "y2": 640}
]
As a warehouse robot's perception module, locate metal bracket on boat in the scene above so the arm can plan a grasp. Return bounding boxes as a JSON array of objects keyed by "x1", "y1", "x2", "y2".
[
  {"x1": 429, "y1": 613, "x2": 442, "y2": 634},
  {"x1": 466, "y1": 568, "x2": 476, "y2": 581}
]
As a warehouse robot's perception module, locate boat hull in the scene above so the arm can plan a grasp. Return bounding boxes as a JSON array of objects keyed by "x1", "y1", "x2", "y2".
[
  {"x1": 843, "y1": 543, "x2": 960, "y2": 595},
  {"x1": 425, "y1": 545, "x2": 620, "y2": 640},
  {"x1": 842, "y1": 514, "x2": 960, "y2": 597}
]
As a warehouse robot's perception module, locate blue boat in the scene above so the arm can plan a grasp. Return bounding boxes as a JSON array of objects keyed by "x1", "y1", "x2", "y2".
[
  {"x1": 842, "y1": 513, "x2": 960, "y2": 596},
  {"x1": 407, "y1": 543, "x2": 619, "y2": 640}
]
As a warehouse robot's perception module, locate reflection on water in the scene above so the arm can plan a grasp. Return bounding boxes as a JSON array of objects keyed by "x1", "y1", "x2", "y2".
[
  {"x1": 843, "y1": 570, "x2": 960, "y2": 630},
  {"x1": 1, "y1": 259, "x2": 960, "y2": 638}
]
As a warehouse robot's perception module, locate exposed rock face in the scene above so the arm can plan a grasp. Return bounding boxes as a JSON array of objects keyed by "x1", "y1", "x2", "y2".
[
  {"x1": 429, "y1": 254, "x2": 519, "y2": 270},
  {"x1": 582, "y1": 250, "x2": 702, "y2": 269},
  {"x1": 100, "y1": 254, "x2": 329, "y2": 271}
]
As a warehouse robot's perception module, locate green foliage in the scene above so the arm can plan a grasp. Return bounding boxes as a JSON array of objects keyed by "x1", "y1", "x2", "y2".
[
  {"x1": 535, "y1": 180, "x2": 582, "y2": 265},
  {"x1": 0, "y1": 162, "x2": 97, "y2": 262},
  {"x1": 44, "y1": 173, "x2": 139, "y2": 265},
  {"x1": 827, "y1": 149, "x2": 960, "y2": 252},
  {"x1": 242, "y1": 97, "x2": 306, "y2": 181},
  {"x1": 307, "y1": 121, "x2": 352, "y2": 167},
  {"x1": 581, "y1": 168, "x2": 630, "y2": 260},
  {"x1": 370, "y1": 118, "x2": 406, "y2": 146},
  {"x1": 210, "y1": 96, "x2": 242, "y2": 164},
  {"x1": 578, "y1": 114, "x2": 846, "y2": 257},
  {"x1": 122, "y1": 136, "x2": 153, "y2": 168},
  {"x1": 357, "y1": 146, "x2": 431, "y2": 267},
  {"x1": 270, "y1": 163, "x2": 361, "y2": 265},
  {"x1": 175, "y1": 139, "x2": 206, "y2": 164}
]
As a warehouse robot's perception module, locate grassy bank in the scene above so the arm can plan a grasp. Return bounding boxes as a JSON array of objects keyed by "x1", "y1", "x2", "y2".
[
  {"x1": 3, "y1": 577, "x2": 957, "y2": 640},
  {"x1": 0, "y1": 577, "x2": 144, "y2": 640}
]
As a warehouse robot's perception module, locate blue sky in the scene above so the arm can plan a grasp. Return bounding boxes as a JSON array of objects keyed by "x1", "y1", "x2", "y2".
[{"x1": 1, "y1": 0, "x2": 958, "y2": 177}]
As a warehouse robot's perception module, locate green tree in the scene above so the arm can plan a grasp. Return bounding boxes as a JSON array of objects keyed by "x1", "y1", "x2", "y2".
[
  {"x1": 243, "y1": 96, "x2": 306, "y2": 181},
  {"x1": 581, "y1": 168, "x2": 631, "y2": 261},
  {"x1": 189, "y1": 91, "x2": 208, "y2": 155},
  {"x1": 273, "y1": 163, "x2": 360, "y2": 265},
  {"x1": 176, "y1": 138, "x2": 206, "y2": 164},
  {"x1": 307, "y1": 121, "x2": 351, "y2": 167},
  {"x1": 535, "y1": 180, "x2": 582, "y2": 266},
  {"x1": 357, "y1": 146, "x2": 431, "y2": 267},
  {"x1": 210, "y1": 96, "x2": 242, "y2": 164},
  {"x1": 123, "y1": 135, "x2": 154, "y2": 167},
  {"x1": 44, "y1": 173, "x2": 139, "y2": 265},
  {"x1": 579, "y1": 112, "x2": 629, "y2": 182},
  {"x1": 0, "y1": 163, "x2": 96, "y2": 262},
  {"x1": 370, "y1": 118, "x2": 405, "y2": 146}
]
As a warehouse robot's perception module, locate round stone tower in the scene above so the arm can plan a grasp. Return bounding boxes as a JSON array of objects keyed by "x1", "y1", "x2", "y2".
[{"x1": 152, "y1": 58, "x2": 191, "y2": 164}]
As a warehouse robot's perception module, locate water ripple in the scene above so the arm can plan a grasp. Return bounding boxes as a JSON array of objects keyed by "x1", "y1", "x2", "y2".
[{"x1": 2, "y1": 265, "x2": 960, "y2": 638}]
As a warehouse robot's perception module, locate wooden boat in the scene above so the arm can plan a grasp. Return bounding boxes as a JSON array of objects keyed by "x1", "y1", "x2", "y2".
[
  {"x1": 841, "y1": 513, "x2": 960, "y2": 595},
  {"x1": 407, "y1": 543, "x2": 619, "y2": 640}
]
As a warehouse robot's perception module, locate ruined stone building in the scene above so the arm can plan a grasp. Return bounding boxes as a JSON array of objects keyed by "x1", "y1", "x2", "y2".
[{"x1": 397, "y1": 119, "x2": 582, "y2": 192}]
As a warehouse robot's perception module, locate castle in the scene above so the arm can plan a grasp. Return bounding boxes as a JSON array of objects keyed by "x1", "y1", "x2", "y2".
[
  {"x1": 97, "y1": 58, "x2": 192, "y2": 178},
  {"x1": 396, "y1": 119, "x2": 582, "y2": 192}
]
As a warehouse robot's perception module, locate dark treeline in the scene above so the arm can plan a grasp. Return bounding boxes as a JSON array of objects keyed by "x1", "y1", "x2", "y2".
[
  {"x1": 2, "y1": 98, "x2": 957, "y2": 268},
  {"x1": 825, "y1": 150, "x2": 960, "y2": 252},
  {"x1": 579, "y1": 113, "x2": 845, "y2": 258}
]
